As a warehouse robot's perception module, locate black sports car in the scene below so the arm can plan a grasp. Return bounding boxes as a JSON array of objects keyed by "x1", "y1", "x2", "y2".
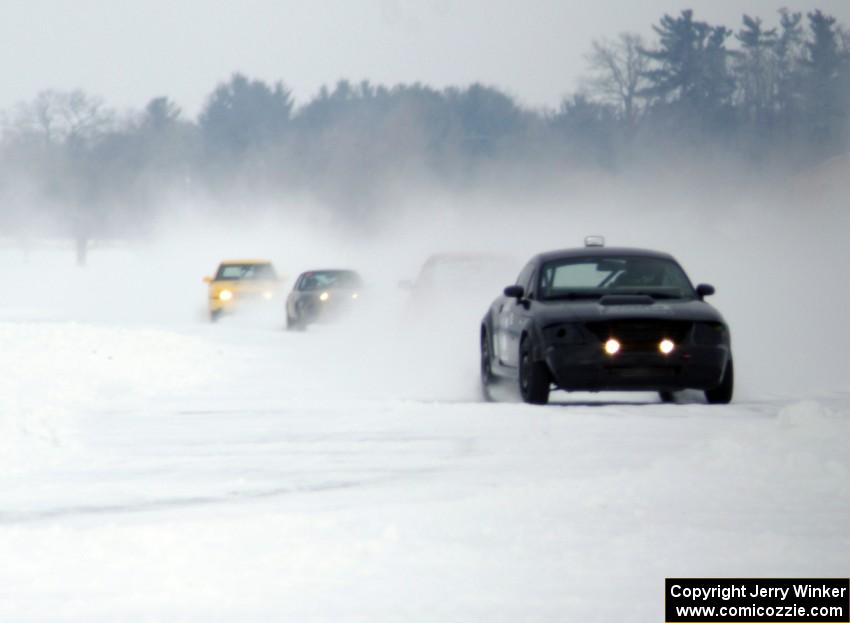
[
  {"x1": 480, "y1": 241, "x2": 733, "y2": 405},
  {"x1": 286, "y1": 269, "x2": 363, "y2": 330}
]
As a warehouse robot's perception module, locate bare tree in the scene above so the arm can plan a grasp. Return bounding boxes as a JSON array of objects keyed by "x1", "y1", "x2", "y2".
[
  {"x1": 7, "y1": 89, "x2": 113, "y2": 146},
  {"x1": 584, "y1": 33, "x2": 649, "y2": 128},
  {"x1": 2, "y1": 90, "x2": 115, "y2": 266}
]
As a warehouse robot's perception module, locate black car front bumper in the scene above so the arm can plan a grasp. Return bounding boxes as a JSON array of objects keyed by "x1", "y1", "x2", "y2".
[
  {"x1": 295, "y1": 296, "x2": 356, "y2": 325},
  {"x1": 544, "y1": 343, "x2": 730, "y2": 392}
]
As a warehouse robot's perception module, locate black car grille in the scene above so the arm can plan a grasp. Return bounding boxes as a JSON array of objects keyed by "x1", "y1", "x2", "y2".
[
  {"x1": 607, "y1": 367, "x2": 678, "y2": 378},
  {"x1": 584, "y1": 319, "x2": 693, "y2": 353}
]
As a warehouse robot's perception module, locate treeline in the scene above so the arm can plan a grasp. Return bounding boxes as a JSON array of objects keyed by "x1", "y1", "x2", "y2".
[{"x1": 1, "y1": 8, "x2": 848, "y2": 248}]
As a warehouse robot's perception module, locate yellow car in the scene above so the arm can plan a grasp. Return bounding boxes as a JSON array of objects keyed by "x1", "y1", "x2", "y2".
[{"x1": 203, "y1": 259, "x2": 282, "y2": 321}]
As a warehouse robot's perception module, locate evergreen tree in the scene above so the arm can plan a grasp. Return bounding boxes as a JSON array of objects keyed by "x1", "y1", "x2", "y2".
[
  {"x1": 641, "y1": 11, "x2": 736, "y2": 131},
  {"x1": 734, "y1": 15, "x2": 778, "y2": 128},
  {"x1": 801, "y1": 10, "x2": 846, "y2": 150},
  {"x1": 199, "y1": 73, "x2": 293, "y2": 155},
  {"x1": 773, "y1": 9, "x2": 805, "y2": 136}
]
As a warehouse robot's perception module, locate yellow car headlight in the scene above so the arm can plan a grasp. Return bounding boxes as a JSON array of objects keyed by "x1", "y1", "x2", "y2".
[{"x1": 219, "y1": 289, "x2": 233, "y2": 301}]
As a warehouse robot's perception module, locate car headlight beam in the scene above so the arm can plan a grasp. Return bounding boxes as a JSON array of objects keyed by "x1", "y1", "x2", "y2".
[
  {"x1": 604, "y1": 338, "x2": 621, "y2": 355},
  {"x1": 319, "y1": 291, "x2": 330, "y2": 302},
  {"x1": 659, "y1": 338, "x2": 675, "y2": 355},
  {"x1": 219, "y1": 289, "x2": 233, "y2": 301}
]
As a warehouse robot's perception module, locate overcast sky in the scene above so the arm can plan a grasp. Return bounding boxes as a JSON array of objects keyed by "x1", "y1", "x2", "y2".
[{"x1": 1, "y1": 0, "x2": 849, "y2": 117}]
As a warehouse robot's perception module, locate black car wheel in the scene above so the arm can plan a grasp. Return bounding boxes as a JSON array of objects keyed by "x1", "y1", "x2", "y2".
[
  {"x1": 294, "y1": 299, "x2": 320, "y2": 328},
  {"x1": 286, "y1": 312, "x2": 303, "y2": 331},
  {"x1": 210, "y1": 309, "x2": 221, "y2": 323},
  {"x1": 519, "y1": 335, "x2": 551, "y2": 405},
  {"x1": 659, "y1": 391, "x2": 675, "y2": 403},
  {"x1": 705, "y1": 358, "x2": 734, "y2": 404},
  {"x1": 480, "y1": 329, "x2": 497, "y2": 402}
]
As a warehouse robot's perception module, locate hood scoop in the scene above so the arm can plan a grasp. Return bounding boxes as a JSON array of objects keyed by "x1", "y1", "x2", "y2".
[{"x1": 599, "y1": 294, "x2": 655, "y2": 306}]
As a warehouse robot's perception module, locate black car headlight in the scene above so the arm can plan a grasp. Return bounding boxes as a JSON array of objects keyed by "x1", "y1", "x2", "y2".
[
  {"x1": 692, "y1": 322, "x2": 728, "y2": 346},
  {"x1": 543, "y1": 323, "x2": 585, "y2": 344}
]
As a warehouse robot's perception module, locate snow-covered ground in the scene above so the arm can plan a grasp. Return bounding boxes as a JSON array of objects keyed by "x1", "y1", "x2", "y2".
[{"x1": 0, "y1": 203, "x2": 848, "y2": 622}]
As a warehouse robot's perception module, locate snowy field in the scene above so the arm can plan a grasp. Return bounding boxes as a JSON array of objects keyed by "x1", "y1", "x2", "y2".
[{"x1": 1, "y1": 200, "x2": 848, "y2": 621}]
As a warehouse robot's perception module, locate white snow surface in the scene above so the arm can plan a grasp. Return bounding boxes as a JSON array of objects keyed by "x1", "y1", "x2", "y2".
[{"x1": 0, "y1": 232, "x2": 848, "y2": 622}]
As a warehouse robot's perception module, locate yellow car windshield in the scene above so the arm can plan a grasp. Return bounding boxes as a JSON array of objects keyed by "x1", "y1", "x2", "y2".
[{"x1": 215, "y1": 264, "x2": 277, "y2": 281}]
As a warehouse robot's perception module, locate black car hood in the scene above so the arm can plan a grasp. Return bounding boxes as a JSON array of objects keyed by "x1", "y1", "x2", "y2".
[{"x1": 533, "y1": 298, "x2": 726, "y2": 325}]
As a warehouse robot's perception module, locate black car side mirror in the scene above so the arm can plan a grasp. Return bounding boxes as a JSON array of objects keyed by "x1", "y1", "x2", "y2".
[
  {"x1": 504, "y1": 285, "x2": 525, "y2": 300},
  {"x1": 696, "y1": 283, "x2": 715, "y2": 300}
]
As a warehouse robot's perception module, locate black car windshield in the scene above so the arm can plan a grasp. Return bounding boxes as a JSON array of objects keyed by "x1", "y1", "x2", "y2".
[
  {"x1": 298, "y1": 270, "x2": 363, "y2": 291},
  {"x1": 216, "y1": 263, "x2": 277, "y2": 280},
  {"x1": 538, "y1": 256, "x2": 696, "y2": 301}
]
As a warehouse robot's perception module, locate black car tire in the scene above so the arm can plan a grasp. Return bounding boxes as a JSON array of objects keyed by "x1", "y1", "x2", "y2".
[
  {"x1": 301, "y1": 300, "x2": 318, "y2": 324},
  {"x1": 210, "y1": 309, "x2": 221, "y2": 323},
  {"x1": 659, "y1": 391, "x2": 675, "y2": 403},
  {"x1": 286, "y1": 313, "x2": 303, "y2": 331},
  {"x1": 480, "y1": 329, "x2": 498, "y2": 402},
  {"x1": 519, "y1": 335, "x2": 551, "y2": 405},
  {"x1": 705, "y1": 358, "x2": 734, "y2": 404}
]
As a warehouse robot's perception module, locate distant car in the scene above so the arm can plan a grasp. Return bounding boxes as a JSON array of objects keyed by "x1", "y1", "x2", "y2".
[
  {"x1": 403, "y1": 253, "x2": 518, "y2": 297},
  {"x1": 480, "y1": 239, "x2": 733, "y2": 405},
  {"x1": 286, "y1": 269, "x2": 363, "y2": 330},
  {"x1": 203, "y1": 259, "x2": 282, "y2": 322},
  {"x1": 401, "y1": 253, "x2": 520, "y2": 319}
]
